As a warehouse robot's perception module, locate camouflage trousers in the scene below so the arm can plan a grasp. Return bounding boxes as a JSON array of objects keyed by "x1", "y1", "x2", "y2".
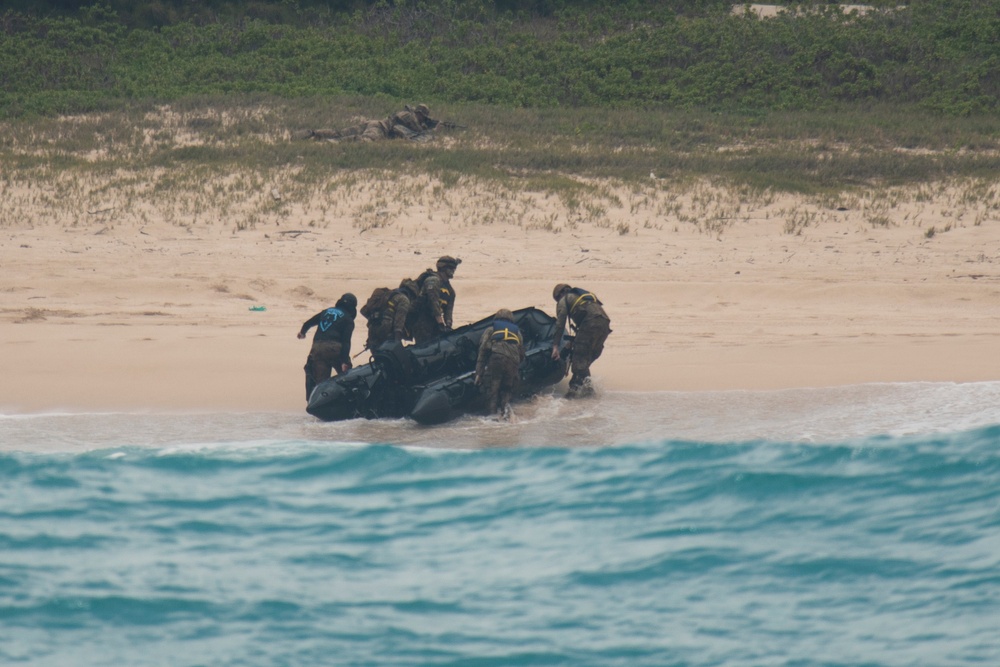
[
  {"x1": 312, "y1": 120, "x2": 388, "y2": 142},
  {"x1": 480, "y1": 351, "x2": 521, "y2": 416},
  {"x1": 569, "y1": 316, "x2": 611, "y2": 389},
  {"x1": 304, "y1": 340, "x2": 344, "y2": 400}
]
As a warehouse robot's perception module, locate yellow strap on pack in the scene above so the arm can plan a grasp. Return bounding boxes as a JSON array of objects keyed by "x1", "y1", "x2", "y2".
[
  {"x1": 569, "y1": 292, "x2": 596, "y2": 315},
  {"x1": 492, "y1": 327, "x2": 521, "y2": 343}
]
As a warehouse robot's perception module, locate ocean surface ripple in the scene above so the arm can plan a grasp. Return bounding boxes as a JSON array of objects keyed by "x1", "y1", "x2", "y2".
[{"x1": 2, "y1": 384, "x2": 1000, "y2": 666}]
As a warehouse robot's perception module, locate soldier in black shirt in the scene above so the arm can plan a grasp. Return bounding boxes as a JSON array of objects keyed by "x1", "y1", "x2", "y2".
[{"x1": 298, "y1": 293, "x2": 357, "y2": 401}]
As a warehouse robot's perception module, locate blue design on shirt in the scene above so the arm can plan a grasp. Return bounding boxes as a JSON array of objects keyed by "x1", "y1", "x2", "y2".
[{"x1": 319, "y1": 308, "x2": 344, "y2": 332}]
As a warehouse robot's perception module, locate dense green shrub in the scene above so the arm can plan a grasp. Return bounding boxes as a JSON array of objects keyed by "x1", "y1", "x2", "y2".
[{"x1": 2, "y1": 1, "x2": 1000, "y2": 118}]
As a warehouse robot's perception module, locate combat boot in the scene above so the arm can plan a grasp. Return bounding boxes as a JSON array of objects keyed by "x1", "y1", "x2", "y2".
[{"x1": 578, "y1": 377, "x2": 595, "y2": 397}]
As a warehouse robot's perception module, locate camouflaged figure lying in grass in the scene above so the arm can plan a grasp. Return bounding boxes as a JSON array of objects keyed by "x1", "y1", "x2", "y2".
[{"x1": 299, "y1": 104, "x2": 439, "y2": 142}]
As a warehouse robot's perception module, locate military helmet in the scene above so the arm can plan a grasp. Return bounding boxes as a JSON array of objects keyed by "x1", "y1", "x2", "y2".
[
  {"x1": 415, "y1": 104, "x2": 430, "y2": 116},
  {"x1": 552, "y1": 283, "x2": 571, "y2": 300},
  {"x1": 437, "y1": 255, "x2": 461, "y2": 270},
  {"x1": 494, "y1": 308, "x2": 515, "y2": 322}
]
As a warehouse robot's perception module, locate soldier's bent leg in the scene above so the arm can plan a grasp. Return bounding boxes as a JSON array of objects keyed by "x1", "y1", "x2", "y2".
[
  {"x1": 485, "y1": 373, "x2": 503, "y2": 415},
  {"x1": 304, "y1": 358, "x2": 316, "y2": 401},
  {"x1": 497, "y1": 358, "x2": 519, "y2": 411},
  {"x1": 390, "y1": 123, "x2": 417, "y2": 140},
  {"x1": 309, "y1": 356, "x2": 332, "y2": 387},
  {"x1": 486, "y1": 357, "x2": 515, "y2": 413},
  {"x1": 360, "y1": 121, "x2": 386, "y2": 141},
  {"x1": 567, "y1": 318, "x2": 610, "y2": 396},
  {"x1": 309, "y1": 340, "x2": 341, "y2": 385}
]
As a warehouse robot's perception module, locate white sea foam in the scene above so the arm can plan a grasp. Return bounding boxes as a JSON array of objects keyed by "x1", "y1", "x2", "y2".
[{"x1": 3, "y1": 381, "x2": 1000, "y2": 453}]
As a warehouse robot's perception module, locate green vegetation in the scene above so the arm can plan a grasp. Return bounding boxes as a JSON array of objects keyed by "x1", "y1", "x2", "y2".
[
  {"x1": 4, "y1": 96, "x2": 1000, "y2": 238},
  {"x1": 3, "y1": 1, "x2": 1000, "y2": 118},
  {"x1": 4, "y1": 97, "x2": 999, "y2": 193},
  {"x1": 4, "y1": 0, "x2": 1000, "y2": 233}
]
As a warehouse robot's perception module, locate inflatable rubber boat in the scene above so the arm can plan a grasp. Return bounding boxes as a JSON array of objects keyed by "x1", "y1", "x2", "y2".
[{"x1": 306, "y1": 306, "x2": 571, "y2": 424}]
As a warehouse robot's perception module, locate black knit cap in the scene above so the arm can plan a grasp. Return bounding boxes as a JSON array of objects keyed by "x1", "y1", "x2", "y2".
[{"x1": 336, "y1": 293, "x2": 358, "y2": 317}]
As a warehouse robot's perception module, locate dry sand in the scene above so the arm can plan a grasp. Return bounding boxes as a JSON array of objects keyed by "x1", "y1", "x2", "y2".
[{"x1": 3, "y1": 173, "x2": 999, "y2": 414}]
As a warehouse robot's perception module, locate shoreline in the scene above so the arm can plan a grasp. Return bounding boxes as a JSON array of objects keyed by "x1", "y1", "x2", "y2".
[{"x1": 4, "y1": 177, "x2": 999, "y2": 414}]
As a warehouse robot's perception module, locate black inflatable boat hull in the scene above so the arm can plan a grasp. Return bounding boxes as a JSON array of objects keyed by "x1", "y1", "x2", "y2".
[{"x1": 306, "y1": 307, "x2": 569, "y2": 423}]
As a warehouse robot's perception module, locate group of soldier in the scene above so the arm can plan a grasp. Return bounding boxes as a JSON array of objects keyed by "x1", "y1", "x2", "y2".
[
  {"x1": 295, "y1": 104, "x2": 617, "y2": 419},
  {"x1": 299, "y1": 103, "x2": 441, "y2": 142},
  {"x1": 294, "y1": 102, "x2": 613, "y2": 418},
  {"x1": 472, "y1": 284, "x2": 612, "y2": 418},
  {"x1": 298, "y1": 254, "x2": 612, "y2": 420}
]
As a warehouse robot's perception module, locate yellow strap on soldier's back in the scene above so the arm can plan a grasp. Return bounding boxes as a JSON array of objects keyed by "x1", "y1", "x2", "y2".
[
  {"x1": 492, "y1": 327, "x2": 521, "y2": 343},
  {"x1": 570, "y1": 292, "x2": 596, "y2": 314}
]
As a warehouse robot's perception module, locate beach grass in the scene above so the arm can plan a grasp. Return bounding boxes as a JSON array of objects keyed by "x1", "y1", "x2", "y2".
[{"x1": 3, "y1": 96, "x2": 1000, "y2": 236}]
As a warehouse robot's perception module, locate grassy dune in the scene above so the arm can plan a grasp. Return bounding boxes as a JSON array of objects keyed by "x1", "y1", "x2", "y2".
[{"x1": 3, "y1": 97, "x2": 1000, "y2": 238}]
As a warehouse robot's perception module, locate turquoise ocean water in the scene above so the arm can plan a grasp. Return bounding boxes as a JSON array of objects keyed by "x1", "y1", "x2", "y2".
[{"x1": 3, "y1": 382, "x2": 1000, "y2": 666}]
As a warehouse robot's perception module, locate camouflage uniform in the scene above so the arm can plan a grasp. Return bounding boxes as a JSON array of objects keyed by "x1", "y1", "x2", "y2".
[
  {"x1": 307, "y1": 104, "x2": 439, "y2": 142},
  {"x1": 329, "y1": 118, "x2": 390, "y2": 142},
  {"x1": 386, "y1": 105, "x2": 440, "y2": 139},
  {"x1": 366, "y1": 281, "x2": 418, "y2": 350},
  {"x1": 476, "y1": 310, "x2": 525, "y2": 418},
  {"x1": 407, "y1": 256, "x2": 460, "y2": 344},
  {"x1": 551, "y1": 284, "x2": 611, "y2": 397}
]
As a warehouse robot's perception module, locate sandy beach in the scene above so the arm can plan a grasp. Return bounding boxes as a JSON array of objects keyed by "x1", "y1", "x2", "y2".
[{"x1": 3, "y1": 169, "x2": 999, "y2": 414}]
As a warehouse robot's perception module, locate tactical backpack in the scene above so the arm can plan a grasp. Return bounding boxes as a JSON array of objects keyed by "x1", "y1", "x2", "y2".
[
  {"x1": 360, "y1": 287, "x2": 392, "y2": 321},
  {"x1": 400, "y1": 278, "x2": 422, "y2": 297}
]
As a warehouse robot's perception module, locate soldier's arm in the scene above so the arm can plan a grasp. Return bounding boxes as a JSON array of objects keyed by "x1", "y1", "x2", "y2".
[
  {"x1": 392, "y1": 295, "x2": 410, "y2": 340},
  {"x1": 551, "y1": 298, "x2": 569, "y2": 353},
  {"x1": 340, "y1": 320, "x2": 355, "y2": 368},
  {"x1": 443, "y1": 286, "x2": 454, "y2": 328},
  {"x1": 475, "y1": 329, "x2": 492, "y2": 380},
  {"x1": 423, "y1": 275, "x2": 444, "y2": 322},
  {"x1": 298, "y1": 312, "x2": 321, "y2": 338}
]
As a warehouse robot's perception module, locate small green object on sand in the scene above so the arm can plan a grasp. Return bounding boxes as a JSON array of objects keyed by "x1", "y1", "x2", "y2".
[{"x1": 249, "y1": 306, "x2": 267, "y2": 312}]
